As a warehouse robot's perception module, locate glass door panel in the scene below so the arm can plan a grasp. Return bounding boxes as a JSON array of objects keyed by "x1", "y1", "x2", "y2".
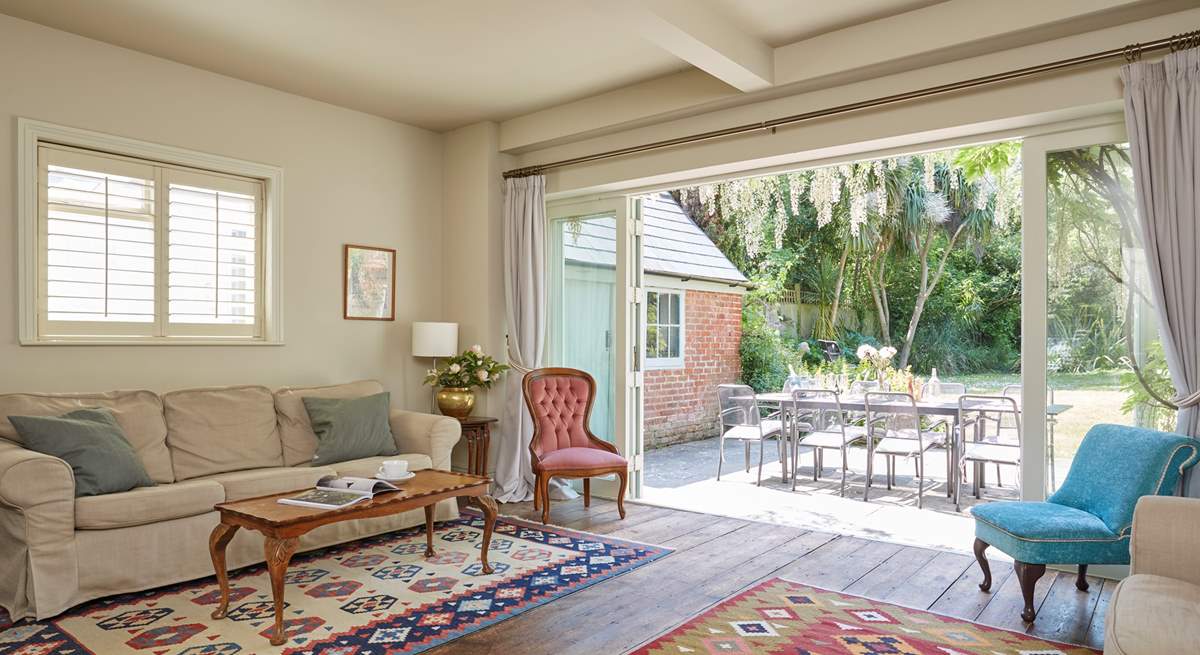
[
  {"x1": 547, "y1": 212, "x2": 618, "y2": 443},
  {"x1": 1028, "y1": 125, "x2": 1172, "y2": 495}
]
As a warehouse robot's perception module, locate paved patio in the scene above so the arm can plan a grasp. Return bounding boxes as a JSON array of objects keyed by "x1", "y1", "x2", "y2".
[{"x1": 642, "y1": 435, "x2": 1020, "y2": 553}]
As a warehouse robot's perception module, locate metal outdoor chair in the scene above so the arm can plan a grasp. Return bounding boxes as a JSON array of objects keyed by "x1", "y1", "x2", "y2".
[
  {"x1": 864, "y1": 391, "x2": 952, "y2": 508},
  {"x1": 937, "y1": 382, "x2": 967, "y2": 397},
  {"x1": 716, "y1": 384, "x2": 784, "y2": 485},
  {"x1": 956, "y1": 394, "x2": 1022, "y2": 510},
  {"x1": 816, "y1": 339, "x2": 843, "y2": 362},
  {"x1": 1003, "y1": 384, "x2": 1061, "y2": 489},
  {"x1": 790, "y1": 389, "x2": 859, "y2": 496}
]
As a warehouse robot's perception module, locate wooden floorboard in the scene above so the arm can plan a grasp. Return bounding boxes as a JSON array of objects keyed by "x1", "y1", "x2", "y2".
[{"x1": 435, "y1": 498, "x2": 1107, "y2": 654}]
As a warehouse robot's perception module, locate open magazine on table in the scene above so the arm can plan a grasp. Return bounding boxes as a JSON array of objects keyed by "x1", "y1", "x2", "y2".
[{"x1": 278, "y1": 475, "x2": 400, "y2": 509}]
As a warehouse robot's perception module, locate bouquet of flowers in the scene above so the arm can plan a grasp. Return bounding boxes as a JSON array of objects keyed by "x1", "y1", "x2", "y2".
[
  {"x1": 855, "y1": 344, "x2": 898, "y2": 380},
  {"x1": 423, "y1": 345, "x2": 508, "y2": 389}
]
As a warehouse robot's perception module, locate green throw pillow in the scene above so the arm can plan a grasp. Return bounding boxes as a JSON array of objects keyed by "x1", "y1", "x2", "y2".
[
  {"x1": 303, "y1": 392, "x2": 398, "y2": 466},
  {"x1": 8, "y1": 408, "x2": 155, "y2": 497}
]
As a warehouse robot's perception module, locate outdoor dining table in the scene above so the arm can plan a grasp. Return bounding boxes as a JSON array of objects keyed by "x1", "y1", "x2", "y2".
[{"x1": 732, "y1": 391, "x2": 1072, "y2": 488}]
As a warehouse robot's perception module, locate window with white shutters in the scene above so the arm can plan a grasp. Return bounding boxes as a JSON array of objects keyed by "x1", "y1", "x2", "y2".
[
  {"x1": 166, "y1": 170, "x2": 260, "y2": 336},
  {"x1": 36, "y1": 144, "x2": 265, "y2": 341}
]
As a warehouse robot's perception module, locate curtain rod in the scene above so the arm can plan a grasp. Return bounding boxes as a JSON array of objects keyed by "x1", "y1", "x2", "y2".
[{"x1": 502, "y1": 29, "x2": 1199, "y2": 179}]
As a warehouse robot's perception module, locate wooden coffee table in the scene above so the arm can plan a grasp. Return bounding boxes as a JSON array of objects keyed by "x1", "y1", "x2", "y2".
[{"x1": 207, "y1": 469, "x2": 497, "y2": 646}]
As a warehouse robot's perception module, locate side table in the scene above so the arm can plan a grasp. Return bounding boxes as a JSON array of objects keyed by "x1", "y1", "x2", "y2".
[{"x1": 457, "y1": 416, "x2": 497, "y2": 477}]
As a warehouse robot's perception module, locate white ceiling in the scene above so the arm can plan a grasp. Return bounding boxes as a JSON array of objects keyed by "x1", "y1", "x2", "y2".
[
  {"x1": 705, "y1": 0, "x2": 943, "y2": 46},
  {"x1": 0, "y1": 0, "x2": 954, "y2": 132}
]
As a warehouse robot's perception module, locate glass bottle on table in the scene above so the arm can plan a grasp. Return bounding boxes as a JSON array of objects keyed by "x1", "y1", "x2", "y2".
[{"x1": 927, "y1": 367, "x2": 942, "y2": 399}]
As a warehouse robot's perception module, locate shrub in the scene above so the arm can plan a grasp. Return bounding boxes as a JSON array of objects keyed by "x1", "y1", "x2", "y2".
[{"x1": 739, "y1": 303, "x2": 795, "y2": 392}]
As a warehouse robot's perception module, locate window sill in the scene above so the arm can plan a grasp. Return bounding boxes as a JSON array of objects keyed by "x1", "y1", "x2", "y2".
[
  {"x1": 645, "y1": 359, "x2": 685, "y2": 370},
  {"x1": 21, "y1": 338, "x2": 284, "y2": 347}
]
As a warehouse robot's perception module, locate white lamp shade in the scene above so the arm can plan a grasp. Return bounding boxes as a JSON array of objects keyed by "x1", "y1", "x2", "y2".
[{"x1": 412, "y1": 322, "x2": 459, "y2": 358}]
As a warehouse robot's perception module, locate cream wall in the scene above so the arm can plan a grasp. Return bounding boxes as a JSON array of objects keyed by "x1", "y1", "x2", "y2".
[
  {"x1": 0, "y1": 15, "x2": 444, "y2": 409},
  {"x1": 440, "y1": 122, "x2": 512, "y2": 472}
]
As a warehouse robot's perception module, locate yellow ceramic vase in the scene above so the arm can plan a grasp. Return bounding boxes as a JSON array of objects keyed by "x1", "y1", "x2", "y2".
[{"x1": 436, "y1": 387, "x2": 475, "y2": 419}]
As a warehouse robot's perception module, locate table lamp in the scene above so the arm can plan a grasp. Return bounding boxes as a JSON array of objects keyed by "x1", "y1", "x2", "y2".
[
  {"x1": 413, "y1": 322, "x2": 459, "y2": 412},
  {"x1": 413, "y1": 321, "x2": 459, "y2": 363}
]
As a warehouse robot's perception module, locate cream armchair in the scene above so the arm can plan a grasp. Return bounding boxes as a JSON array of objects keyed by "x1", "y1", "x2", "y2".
[{"x1": 1104, "y1": 496, "x2": 1200, "y2": 655}]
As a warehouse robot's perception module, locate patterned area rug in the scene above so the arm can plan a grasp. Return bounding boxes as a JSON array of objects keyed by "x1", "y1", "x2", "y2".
[
  {"x1": 631, "y1": 578, "x2": 1100, "y2": 655},
  {"x1": 0, "y1": 512, "x2": 668, "y2": 654}
]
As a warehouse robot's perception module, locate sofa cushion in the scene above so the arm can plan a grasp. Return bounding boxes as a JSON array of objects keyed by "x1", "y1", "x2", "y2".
[
  {"x1": 1106, "y1": 573, "x2": 1200, "y2": 655},
  {"x1": 539, "y1": 447, "x2": 627, "y2": 471},
  {"x1": 971, "y1": 500, "x2": 1130, "y2": 565},
  {"x1": 10, "y1": 408, "x2": 155, "y2": 497},
  {"x1": 75, "y1": 479, "x2": 224, "y2": 529},
  {"x1": 199, "y1": 466, "x2": 336, "y2": 502},
  {"x1": 304, "y1": 392, "x2": 397, "y2": 466},
  {"x1": 274, "y1": 380, "x2": 386, "y2": 466},
  {"x1": 163, "y1": 386, "x2": 283, "y2": 480},
  {"x1": 0, "y1": 390, "x2": 174, "y2": 483},
  {"x1": 330, "y1": 454, "x2": 433, "y2": 479}
]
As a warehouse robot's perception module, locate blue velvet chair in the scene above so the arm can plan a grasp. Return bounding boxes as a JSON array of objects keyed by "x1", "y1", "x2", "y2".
[{"x1": 970, "y1": 423, "x2": 1198, "y2": 623}]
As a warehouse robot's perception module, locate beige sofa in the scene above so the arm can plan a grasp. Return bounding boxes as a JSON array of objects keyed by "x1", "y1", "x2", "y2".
[
  {"x1": 1104, "y1": 496, "x2": 1200, "y2": 654},
  {"x1": 0, "y1": 380, "x2": 461, "y2": 621}
]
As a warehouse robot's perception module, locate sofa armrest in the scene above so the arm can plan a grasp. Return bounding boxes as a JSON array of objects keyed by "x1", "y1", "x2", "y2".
[
  {"x1": 0, "y1": 440, "x2": 78, "y2": 620},
  {"x1": 0, "y1": 440, "x2": 75, "y2": 511},
  {"x1": 1130, "y1": 496, "x2": 1200, "y2": 586},
  {"x1": 388, "y1": 410, "x2": 461, "y2": 471}
]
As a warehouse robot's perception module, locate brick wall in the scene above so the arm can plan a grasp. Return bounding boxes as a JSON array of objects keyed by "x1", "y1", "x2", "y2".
[{"x1": 644, "y1": 288, "x2": 742, "y2": 449}]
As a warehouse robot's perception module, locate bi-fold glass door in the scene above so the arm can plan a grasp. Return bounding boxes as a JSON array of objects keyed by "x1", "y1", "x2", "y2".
[
  {"x1": 1022, "y1": 121, "x2": 1168, "y2": 501},
  {"x1": 546, "y1": 196, "x2": 644, "y2": 498}
]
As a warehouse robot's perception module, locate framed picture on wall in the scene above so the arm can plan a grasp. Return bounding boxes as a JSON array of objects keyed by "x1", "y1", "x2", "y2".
[{"x1": 343, "y1": 244, "x2": 396, "y2": 320}]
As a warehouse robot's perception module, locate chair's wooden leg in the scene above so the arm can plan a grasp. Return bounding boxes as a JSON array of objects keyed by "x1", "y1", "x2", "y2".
[
  {"x1": 1076, "y1": 565, "x2": 1089, "y2": 591},
  {"x1": 539, "y1": 474, "x2": 552, "y2": 525},
  {"x1": 583, "y1": 478, "x2": 591, "y2": 508},
  {"x1": 532, "y1": 477, "x2": 541, "y2": 511},
  {"x1": 973, "y1": 538, "x2": 992, "y2": 591},
  {"x1": 1014, "y1": 560, "x2": 1046, "y2": 623},
  {"x1": 616, "y1": 469, "x2": 628, "y2": 519}
]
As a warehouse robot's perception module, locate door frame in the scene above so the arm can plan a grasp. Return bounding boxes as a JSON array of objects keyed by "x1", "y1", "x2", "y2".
[
  {"x1": 545, "y1": 195, "x2": 645, "y2": 499},
  {"x1": 1020, "y1": 120, "x2": 1128, "y2": 502}
]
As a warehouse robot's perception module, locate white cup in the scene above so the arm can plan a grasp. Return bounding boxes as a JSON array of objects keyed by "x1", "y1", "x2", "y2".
[{"x1": 378, "y1": 460, "x2": 409, "y2": 478}]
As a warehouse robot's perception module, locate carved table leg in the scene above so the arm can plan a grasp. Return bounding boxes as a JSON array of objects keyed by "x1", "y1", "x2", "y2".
[
  {"x1": 1014, "y1": 560, "x2": 1047, "y2": 623},
  {"x1": 472, "y1": 494, "x2": 498, "y2": 574},
  {"x1": 208, "y1": 523, "x2": 240, "y2": 620},
  {"x1": 424, "y1": 504, "x2": 436, "y2": 558},
  {"x1": 264, "y1": 536, "x2": 299, "y2": 646},
  {"x1": 973, "y1": 538, "x2": 992, "y2": 592},
  {"x1": 1076, "y1": 564, "x2": 1090, "y2": 591}
]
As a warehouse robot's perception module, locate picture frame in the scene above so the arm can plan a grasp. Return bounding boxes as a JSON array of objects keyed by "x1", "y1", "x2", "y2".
[{"x1": 343, "y1": 244, "x2": 396, "y2": 321}]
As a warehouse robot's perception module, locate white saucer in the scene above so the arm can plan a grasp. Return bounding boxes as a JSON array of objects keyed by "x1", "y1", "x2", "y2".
[{"x1": 376, "y1": 471, "x2": 415, "y2": 483}]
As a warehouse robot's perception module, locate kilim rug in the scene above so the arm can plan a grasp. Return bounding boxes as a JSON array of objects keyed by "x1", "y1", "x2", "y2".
[
  {"x1": 630, "y1": 577, "x2": 1100, "y2": 655},
  {"x1": 0, "y1": 512, "x2": 669, "y2": 654}
]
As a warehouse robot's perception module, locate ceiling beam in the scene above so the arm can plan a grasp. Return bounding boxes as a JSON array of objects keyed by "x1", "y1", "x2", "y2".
[{"x1": 593, "y1": 0, "x2": 773, "y2": 93}]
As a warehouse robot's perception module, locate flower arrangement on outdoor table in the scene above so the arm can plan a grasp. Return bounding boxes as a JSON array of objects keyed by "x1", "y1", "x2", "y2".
[{"x1": 424, "y1": 345, "x2": 508, "y2": 418}]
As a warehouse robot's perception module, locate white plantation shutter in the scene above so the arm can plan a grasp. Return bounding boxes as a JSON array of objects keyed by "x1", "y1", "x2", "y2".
[
  {"x1": 37, "y1": 144, "x2": 265, "y2": 340},
  {"x1": 166, "y1": 169, "x2": 262, "y2": 336},
  {"x1": 39, "y1": 147, "x2": 156, "y2": 335}
]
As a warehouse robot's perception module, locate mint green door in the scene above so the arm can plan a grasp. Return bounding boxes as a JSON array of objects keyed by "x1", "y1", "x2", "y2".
[{"x1": 547, "y1": 213, "x2": 617, "y2": 443}]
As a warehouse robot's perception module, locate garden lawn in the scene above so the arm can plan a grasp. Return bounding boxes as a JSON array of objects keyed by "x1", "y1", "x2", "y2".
[{"x1": 953, "y1": 370, "x2": 1131, "y2": 462}]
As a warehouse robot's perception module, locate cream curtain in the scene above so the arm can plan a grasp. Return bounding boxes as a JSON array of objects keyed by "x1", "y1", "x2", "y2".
[
  {"x1": 494, "y1": 176, "x2": 576, "y2": 503},
  {"x1": 1121, "y1": 47, "x2": 1200, "y2": 494}
]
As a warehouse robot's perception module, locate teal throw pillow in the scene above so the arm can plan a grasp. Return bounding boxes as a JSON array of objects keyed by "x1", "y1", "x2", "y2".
[
  {"x1": 8, "y1": 408, "x2": 155, "y2": 497},
  {"x1": 303, "y1": 392, "x2": 398, "y2": 466}
]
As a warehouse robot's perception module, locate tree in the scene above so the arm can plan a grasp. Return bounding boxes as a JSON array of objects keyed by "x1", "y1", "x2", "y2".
[{"x1": 674, "y1": 145, "x2": 1013, "y2": 371}]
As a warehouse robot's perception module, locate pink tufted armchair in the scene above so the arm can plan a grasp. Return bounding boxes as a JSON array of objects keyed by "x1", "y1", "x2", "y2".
[{"x1": 522, "y1": 367, "x2": 628, "y2": 524}]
